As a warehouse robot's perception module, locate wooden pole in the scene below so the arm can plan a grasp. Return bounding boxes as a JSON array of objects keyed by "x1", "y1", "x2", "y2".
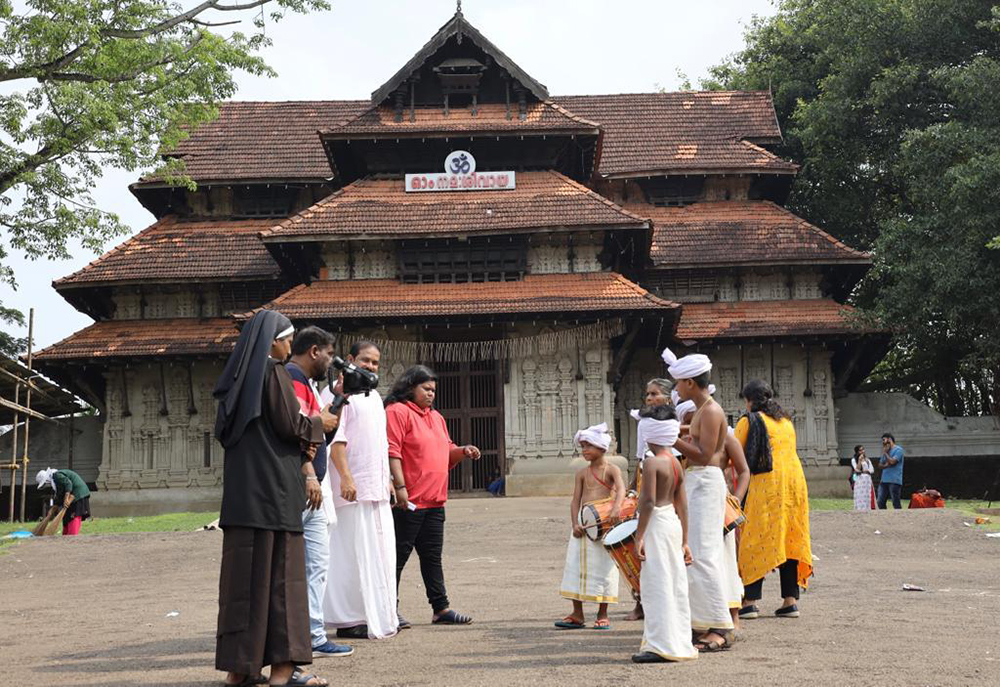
[
  {"x1": 19, "y1": 308, "x2": 34, "y2": 522},
  {"x1": 7, "y1": 384, "x2": 18, "y2": 522}
]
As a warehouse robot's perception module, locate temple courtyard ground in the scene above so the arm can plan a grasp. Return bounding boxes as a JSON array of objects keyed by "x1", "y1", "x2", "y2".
[{"x1": 2, "y1": 497, "x2": 998, "y2": 686}]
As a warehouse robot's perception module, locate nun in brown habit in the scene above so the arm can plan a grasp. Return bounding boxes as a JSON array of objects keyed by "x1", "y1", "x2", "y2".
[{"x1": 214, "y1": 310, "x2": 328, "y2": 687}]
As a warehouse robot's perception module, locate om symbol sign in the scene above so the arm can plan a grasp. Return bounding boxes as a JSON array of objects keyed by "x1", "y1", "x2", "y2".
[{"x1": 444, "y1": 150, "x2": 476, "y2": 175}]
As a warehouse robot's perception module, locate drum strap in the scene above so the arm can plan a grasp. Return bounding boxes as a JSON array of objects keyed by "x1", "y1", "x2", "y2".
[{"x1": 590, "y1": 466, "x2": 613, "y2": 492}]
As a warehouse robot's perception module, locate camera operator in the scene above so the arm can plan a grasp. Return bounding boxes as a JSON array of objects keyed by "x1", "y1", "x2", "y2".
[
  {"x1": 322, "y1": 341, "x2": 400, "y2": 639},
  {"x1": 286, "y1": 327, "x2": 354, "y2": 658}
]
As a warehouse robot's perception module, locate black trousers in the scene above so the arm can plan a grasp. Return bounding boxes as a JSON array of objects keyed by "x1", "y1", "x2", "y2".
[
  {"x1": 393, "y1": 507, "x2": 449, "y2": 613},
  {"x1": 743, "y1": 559, "x2": 800, "y2": 601}
]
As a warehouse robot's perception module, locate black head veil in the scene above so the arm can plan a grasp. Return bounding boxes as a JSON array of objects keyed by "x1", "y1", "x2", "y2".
[{"x1": 213, "y1": 310, "x2": 293, "y2": 448}]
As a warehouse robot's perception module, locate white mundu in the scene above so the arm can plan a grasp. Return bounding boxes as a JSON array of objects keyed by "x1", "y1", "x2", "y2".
[
  {"x1": 684, "y1": 465, "x2": 735, "y2": 631},
  {"x1": 323, "y1": 389, "x2": 398, "y2": 639},
  {"x1": 722, "y1": 530, "x2": 742, "y2": 609},
  {"x1": 639, "y1": 504, "x2": 698, "y2": 661},
  {"x1": 560, "y1": 533, "x2": 619, "y2": 604}
]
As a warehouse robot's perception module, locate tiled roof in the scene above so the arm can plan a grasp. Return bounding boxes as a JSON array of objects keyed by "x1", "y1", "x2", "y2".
[
  {"x1": 552, "y1": 92, "x2": 795, "y2": 177},
  {"x1": 34, "y1": 318, "x2": 239, "y2": 361},
  {"x1": 676, "y1": 299, "x2": 861, "y2": 342},
  {"x1": 261, "y1": 273, "x2": 678, "y2": 319},
  {"x1": 54, "y1": 216, "x2": 281, "y2": 288},
  {"x1": 633, "y1": 200, "x2": 869, "y2": 268},
  {"x1": 139, "y1": 100, "x2": 368, "y2": 183},
  {"x1": 137, "y1": 91, "x2": 794, "y2": 184},
  {"x1": 262, "y1": 171, "x2": 648, "y2": 240},
  {"x1": 321, "y1": 102, "x2": 599, "y2": 138}
]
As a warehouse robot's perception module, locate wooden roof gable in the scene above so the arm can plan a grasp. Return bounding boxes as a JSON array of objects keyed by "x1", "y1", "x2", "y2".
[{"x1": 370, "y1": 8, "x2": 548, "y2": 105}]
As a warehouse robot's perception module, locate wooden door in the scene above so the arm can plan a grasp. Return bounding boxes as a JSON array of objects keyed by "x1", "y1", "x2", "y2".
[{"x1": 434, "y1": 360, "x2": 505, "y2": 493}]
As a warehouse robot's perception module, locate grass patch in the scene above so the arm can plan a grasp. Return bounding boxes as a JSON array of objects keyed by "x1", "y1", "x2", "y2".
[
  {"x1": 946, "y1": 499, "x2": 1000, "y2": 531},
  {"x1": 0, "y1": 511, "x2": 217, "y2": 538},
  {"x1": 809, "y1": 498, "x2": 853, "y2": 511}
]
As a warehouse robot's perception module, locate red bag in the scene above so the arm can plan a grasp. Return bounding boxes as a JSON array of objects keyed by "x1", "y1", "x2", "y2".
[{"x1": 909, "y1": 489, "x2": 945, "y2": 509}]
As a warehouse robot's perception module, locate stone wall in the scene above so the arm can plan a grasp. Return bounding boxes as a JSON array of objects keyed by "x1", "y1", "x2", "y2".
[
  {"x1": 99, "y1": 360, "x2": 224, "y2": 492},
  {"x1": 614, "y1": 343, "x2": 840, "y2": 474}
]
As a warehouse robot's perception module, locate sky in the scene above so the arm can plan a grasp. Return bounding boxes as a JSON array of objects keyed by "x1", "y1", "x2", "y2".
[{"x1": 0, "y1": 0, "x2": 778, "y2": 350}]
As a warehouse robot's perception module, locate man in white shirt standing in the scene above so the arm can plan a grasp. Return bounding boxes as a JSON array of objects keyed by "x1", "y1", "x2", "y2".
[{"x1": 323, "y1": 341, "x2": 399, "y2": 639}]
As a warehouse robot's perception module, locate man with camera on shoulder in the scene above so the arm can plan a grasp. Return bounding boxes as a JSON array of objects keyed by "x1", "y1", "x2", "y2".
[{"x1": 322, "y1": 341, "x2": 400, "y2": 639}]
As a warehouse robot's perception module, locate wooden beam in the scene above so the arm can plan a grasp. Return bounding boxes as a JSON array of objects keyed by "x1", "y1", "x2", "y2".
[{"x1": 0, "y1": 397, "x2": 61, "y2": 424}]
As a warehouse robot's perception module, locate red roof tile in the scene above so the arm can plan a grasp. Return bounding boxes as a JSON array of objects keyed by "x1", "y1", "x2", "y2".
[
  {"x1": 138, "y1": 91, "x2": 793, "y2": 184},
  {"x1": 262, "y1": 273, "x2": 678, "y2": 319},
  {"x1": 631, "y1": 200, "x2": 869, "y2": 268},
  {"x1": 676, "y1": 299, "x2": 861, "y2": 342},
  {"x1": 322, "y1": 102, "x2": 599, "y2": 138},
  {"x1": 553, "y1": 92, "x2": 794, "y2": 177},
  {"x1": 34, "y1": 318, "x2": 239, "y2": 361},
  {"x1": 262, "y1": 171, "x2": 647, "y2": 240},
  {"x1": 140, "y1": 101, "x2": 368, "y2": 183},
  {"x1": 54, "y1": 216, "x2": 281, "y2": 288}
]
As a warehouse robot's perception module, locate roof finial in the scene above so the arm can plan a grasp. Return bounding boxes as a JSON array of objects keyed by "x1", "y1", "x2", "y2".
[{"x1": 456, "y1": 0, "x2": 462, "y2": 14}]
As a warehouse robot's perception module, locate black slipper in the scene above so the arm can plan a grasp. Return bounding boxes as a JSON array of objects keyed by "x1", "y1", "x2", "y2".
[
  {"x1": 632, "y1": 651, "x2": 674, "y2": 663},
  {"x1": 335, "y1": 624, "x2": 368, "y2": 639},
  {"x1": 432, "y1": 609, "x2": 472, "y2": 625}
]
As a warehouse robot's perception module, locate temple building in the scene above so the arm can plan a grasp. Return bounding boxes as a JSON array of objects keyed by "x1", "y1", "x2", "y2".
[{"x1": 35, "y1": 9, "x2": 887, "y2": 510}]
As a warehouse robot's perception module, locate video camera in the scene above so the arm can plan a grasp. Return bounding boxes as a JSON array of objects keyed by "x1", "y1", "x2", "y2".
[{"x1": 326, "y1": 356, "x2": 379, "y2": 414}]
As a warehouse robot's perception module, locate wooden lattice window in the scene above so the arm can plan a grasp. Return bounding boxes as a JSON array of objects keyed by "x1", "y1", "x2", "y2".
[
  {"x1": 638, "y1": 177, "x2": 704, "y2": 206},
  {"x1": 646, "y1": 273, "x2": 718, "y2": 298},
  {"x1": 398, "y1": 237, "x2": 526, "y2": 284},
  {"x1": 233, "y1": 186, "x2": 293, "y2": 218},
  {"x1": 218, "y1": 281, "x2": 288, "y2": 314}
]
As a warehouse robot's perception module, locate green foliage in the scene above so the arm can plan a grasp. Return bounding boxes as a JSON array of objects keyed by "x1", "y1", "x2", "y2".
[
  {"x1": 0, "y1": 0, "x2": 329, "y2": 345},
  {"x1": 707, "y1": 0, "x2": 1000, "y2": 415}
]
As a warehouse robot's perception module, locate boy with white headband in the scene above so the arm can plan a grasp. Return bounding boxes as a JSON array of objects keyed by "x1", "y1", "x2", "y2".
[
  {"x1": 632, "y1": 406, "x2": 697, "y2": 663},
  {"x1": 556, "y1": 422, "x2": 624, "y2": 630},
  {"x1": 663, "y1": 347, "x2": 735, "y2": 653}
]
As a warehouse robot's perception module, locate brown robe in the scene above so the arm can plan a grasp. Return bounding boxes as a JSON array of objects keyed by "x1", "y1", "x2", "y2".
[{"x1": 215, "y1": 359, "x2": 323, "y2": 674}]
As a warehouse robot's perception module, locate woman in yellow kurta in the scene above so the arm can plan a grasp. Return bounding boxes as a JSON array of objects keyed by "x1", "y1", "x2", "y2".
[{"x1": 734, "y1": 379, "x2": 812, "y2": 619}]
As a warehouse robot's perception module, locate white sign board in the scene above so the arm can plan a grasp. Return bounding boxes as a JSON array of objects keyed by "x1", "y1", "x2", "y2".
[{"x1": 405, "y1": 150, "x2": 516, "y2": 192}]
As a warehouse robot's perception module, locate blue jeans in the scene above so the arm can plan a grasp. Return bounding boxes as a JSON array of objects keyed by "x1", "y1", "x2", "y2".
[
  {"x1": 877, "y1": 482, "x2": 902, "y2": 510},
  {"x1": 302, "y1": 505, "x2": 330, "y2": 647}
]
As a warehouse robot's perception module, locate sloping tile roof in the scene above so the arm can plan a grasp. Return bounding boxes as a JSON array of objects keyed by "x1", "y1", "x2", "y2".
[
  {"x1": 322, "y1": 102, "x2": 599, "y2": 138},
  {"x1": 676, "y1": 299, "x2": 861, "y2": 342},
  {"x1": 54, "y1": 216, "x2": 282, "y2": 288},
  {"x1": 632, "y1": 200, "x2": 869, "y2": 268},
  {"x1": 34, "y1": 318, "x2": 239, "y2": 361},
  {"x1": 262, "y1": 273, "x2": 678, "y2": 319},
  {"x1": 262, "y1": 171, "x2": 648, "y2": 240},
  {"x1": 136, "y1": 91, "x2": 794, "y2": 184},
  {"x1": 552, "y1": 92, "x2": 794, "y2": 177},
  {"x1": 141, "y1": 100, "x2": 368, "y2": 183}
]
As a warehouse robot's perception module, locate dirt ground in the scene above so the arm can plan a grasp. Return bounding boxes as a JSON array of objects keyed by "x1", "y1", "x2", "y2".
[{"x1": 2, "y1": 497, "x2": 999, "y2": 687}]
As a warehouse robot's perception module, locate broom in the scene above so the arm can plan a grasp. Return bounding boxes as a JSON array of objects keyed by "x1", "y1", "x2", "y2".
[{"x1": 31, "y1": 506, "x2": 67, "y2": 536}]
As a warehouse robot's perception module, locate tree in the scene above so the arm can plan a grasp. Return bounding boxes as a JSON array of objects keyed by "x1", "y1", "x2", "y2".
[
  {"x1": 0, "y1": 0, "x2": 328, "y2": 354},
  {"x1": 706, "y1": 1, "x2": 1000, "y2": 415}
]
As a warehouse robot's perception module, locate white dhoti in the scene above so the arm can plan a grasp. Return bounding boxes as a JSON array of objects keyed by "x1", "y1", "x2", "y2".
[
  {"x1": 559, "y1": 533, "x2": 619, "y2": 603},
  {"x1": 639, "y1": 504, "x2": 698, "y2": 661},
  {"x1": 323, "y1": 500, "x2": 398, "y2": 639},
  {"x1": 685, "y1": 466, "x2": 734, "y2": 631},
  {"x1": 722, "y1": 530, "x2": 742, "y2": 609}
]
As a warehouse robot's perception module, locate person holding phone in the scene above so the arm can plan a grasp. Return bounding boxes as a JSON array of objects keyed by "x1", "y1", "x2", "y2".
[
  {"x1": 877, "y1": 433, "x2": 905, "y2": 509},
  {"x1": 851, "y1": 446, "x2": 875, "y2": 511}
]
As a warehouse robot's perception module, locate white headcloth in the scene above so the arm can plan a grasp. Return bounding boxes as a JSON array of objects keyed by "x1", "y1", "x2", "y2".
[
  {"x1": 675, "y1": 400, "x2": 697, "y2": 423},
  {"x1": 575, "y1": 422, "x2": 611, "y2": 452},
  {"x1": 661, "y1": 347, "x2": 712, "y2": 381},
  {"x1": 35, "y1": 467, "x2": 57, "y2": 490},
  {"x1": 629, "y1": 409, "x2": 653, "y2": 460},
  {"x1": 638, "y1": 417, "x2": 680, "y2": 452}
]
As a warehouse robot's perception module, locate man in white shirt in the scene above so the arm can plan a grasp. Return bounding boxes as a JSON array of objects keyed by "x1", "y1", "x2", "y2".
[{"x1": 323, "y1": 341, "x2": 399, "y2": 639}]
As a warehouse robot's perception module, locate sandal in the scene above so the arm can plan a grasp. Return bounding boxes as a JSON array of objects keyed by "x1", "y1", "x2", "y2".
[
  {"x1": 273, "y1": 673, "x2": 328, "y2": 686},
  {"x1": 695, "y1": 630, "x2": 731, "y2": 653},
  {"x1": 433, "y1": 609, "x2": 472, "y2": 625},
  {"x1": 593, "y1": 618, "x2": 611, "y2": 630},
  {"x1": 554, "y1": 615, "x2": 586, "y2": 629}
]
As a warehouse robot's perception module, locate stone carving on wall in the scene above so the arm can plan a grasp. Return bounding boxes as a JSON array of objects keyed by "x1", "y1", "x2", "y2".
[
  {"x1": 174, "y1": 293, "x2": 197, "y2": 318},
  {"x1": 520, "y1": 358, "x2": 539, "y2": 456},
  {"x1": 584, "y1": 346, "x2": 604, "y2": 425},
  {"x1": 528, "y1": 245, "x2": 569, "y2": 274},
  {"x1": 719, "y1": 366, "x2": 739, "y2": 418},
  {"x1": 558, "y1": 356, "x2": 576, "y2": 454},
  {"x1": 574, "y1": 244, "x2": 601, "y2": 272},
  {"x1": 775, "y1": 365, "x2": 794, "y2": 404},
  {"x1": 115, "y1": 293, "x2": 141, "y2": 319},
  {"x1": 323, "y1": 247, "x2": 351, "y2": 280},
  {"x1": 745, "y1": 350, "x2": 767, "y2": 386},
  {"x1": 793, "y1": 272, "x2": 822, "y2": 300},
  {"x1": 355, "y1": 250, "x2": 395, "y2": 279}
]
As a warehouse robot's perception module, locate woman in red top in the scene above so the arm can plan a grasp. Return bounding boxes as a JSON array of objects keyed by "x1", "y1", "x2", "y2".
[{"x1": 385, "y1": 365, "x2": 481, "y2": 627}]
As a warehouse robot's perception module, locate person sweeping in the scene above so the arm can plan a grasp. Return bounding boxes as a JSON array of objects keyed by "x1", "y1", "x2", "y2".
[{"x1": 35, "y1": 467, "x2": 91, "y2": 535}]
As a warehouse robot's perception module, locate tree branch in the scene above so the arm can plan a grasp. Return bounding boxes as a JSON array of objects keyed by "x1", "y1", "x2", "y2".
[{"x1": 102, "y1": 0, "x2": 273, "y2": 39}]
